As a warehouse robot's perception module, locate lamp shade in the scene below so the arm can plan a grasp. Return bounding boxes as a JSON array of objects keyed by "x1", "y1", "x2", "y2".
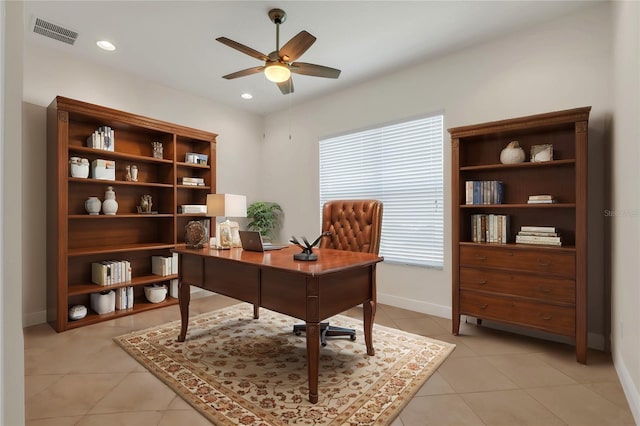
[
  {"x1": 207, "y1": 194, "x2": 247, "y2": 218},
  {"x1": 264, "y1": 63, "x2": 291, "y2": 83}
]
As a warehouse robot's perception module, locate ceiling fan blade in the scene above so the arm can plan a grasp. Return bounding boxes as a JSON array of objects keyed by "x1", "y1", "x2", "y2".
[
  {"x1": 290, "y1": 62, "x2": 341, "y2": 79},
  {"x1": 222, "y1": 66, "x2": 265, "y2": 80},
  {"x1": 279, "y1": 31, "x2": 316, "y2": 62},
  {"x1": 277, "y1": 78, "x2": 294, "y2": 95},
  {"x1": 216, "y1": 37, "x2": 269, "y2": 61}
]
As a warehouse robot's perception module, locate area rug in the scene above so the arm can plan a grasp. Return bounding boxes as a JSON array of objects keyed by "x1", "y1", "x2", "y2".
[{"x1": 114, "y1": 304, "x2": 455, "y2": 425}]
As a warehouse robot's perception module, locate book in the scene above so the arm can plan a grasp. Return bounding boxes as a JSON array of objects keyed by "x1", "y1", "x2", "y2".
[
  {"x1": 521, "y1": 226, "x2": 556, "y2": 233},
  {"x1": 152, "y1": 256, "x2": 171, "y2": 276},
  {"x1": 517, "y1": 231, "x2": 559, "y2": 237},
  {"x1": 180, "y1": 204, "x2": 207, "y2": 214},
  {"x1": 516, "y1": 235, "x2": 562, "y2": 245},
  {"x1": 91, "y1": 262, "x2": 107, "y2": 285},
  {"x1": 527, "y1": 199, "x2": 557, "y2": 204},
  {"x1": 528, "y1": 194, "x2": 554, "y2": 201},
  {"x1": 172, "y1": 253, "x2": 178, "y2": 275}
]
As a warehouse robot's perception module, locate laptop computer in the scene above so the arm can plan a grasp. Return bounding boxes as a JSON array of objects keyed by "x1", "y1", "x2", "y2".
[{"x1": 239, "y1": 231, "x2": 288, "y2": 252}]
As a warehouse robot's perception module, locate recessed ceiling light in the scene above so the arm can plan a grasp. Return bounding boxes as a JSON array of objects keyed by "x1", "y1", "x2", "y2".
[
  {"x1": 241, "y1": 93, "x2": 253, "y2": 100},
  {"x1": 96, "y1": 40, "x2": 116, "y2": 51}
]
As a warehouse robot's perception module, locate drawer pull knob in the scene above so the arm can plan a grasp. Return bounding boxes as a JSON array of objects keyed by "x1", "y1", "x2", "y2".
[
  {"x1": 478, "y1": 280, "x2": 487, "y2": 285},
  {"x1": 540, "y1": 314, "x2": 553, "y2": 321},
  {"x1": 476, "y1": 255, "x2": 487, "y2": 261},
  {"x1": 539, "y1": 286, "x2": 551, "y2": 293},
  {"x1": 508, "y1": 251, "x2": 514, "y2": 256},
  {"x1": 479, "y1": 304, "x2": 488, "y2": 310},
  {"x1": 537, "y1": 259, "x2": 551, "y2": 266}
]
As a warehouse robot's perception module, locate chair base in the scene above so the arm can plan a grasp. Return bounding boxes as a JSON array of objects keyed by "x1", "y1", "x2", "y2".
[{"x1": 293, "y1": 322, "x2": 356, "y2": 347}]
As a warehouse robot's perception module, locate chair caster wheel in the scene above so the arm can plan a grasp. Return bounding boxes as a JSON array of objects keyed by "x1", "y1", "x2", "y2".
[
  {"x1": 294, "y1": 331, "x2": 301, "y2": 336},
  {"x1": 350, "y1": 335, "x2": 356, "y2": 341}
]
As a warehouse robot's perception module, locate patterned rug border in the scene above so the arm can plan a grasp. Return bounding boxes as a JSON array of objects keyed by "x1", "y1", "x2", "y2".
[{"x1": 114, "y1": 304, "x2": 455, "y2": 425}]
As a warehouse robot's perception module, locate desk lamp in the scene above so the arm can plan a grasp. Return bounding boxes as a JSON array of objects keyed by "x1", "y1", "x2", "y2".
[{"x1": 206, "y1": 194, "x2": 247, "y2": 248}]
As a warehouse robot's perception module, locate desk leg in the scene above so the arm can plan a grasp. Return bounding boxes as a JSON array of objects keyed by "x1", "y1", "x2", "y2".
[
  {"x1": 363, "y1": 300, "x2": 376, "y2": 356},
  {"x1": 178, "y1": 281, "x2": 191, "y2": 342},
  {"x1": 253, "y1": 304, "x2": 259, "y2": 319},
  {"x1": 305, "y1": 322, "x2": 320, "y2": 404}
]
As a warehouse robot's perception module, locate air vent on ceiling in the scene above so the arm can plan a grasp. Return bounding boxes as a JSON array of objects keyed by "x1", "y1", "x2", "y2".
[{"x1": 32, "y1": 17, "x2": 78, "y2": 45}]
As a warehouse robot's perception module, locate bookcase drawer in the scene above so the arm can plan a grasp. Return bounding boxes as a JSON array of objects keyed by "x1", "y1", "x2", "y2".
[
  {"x1": 460, "y1": 267, "x2": 575, "y2": 304},
  {"x1": 460, "y1": 245, "x2": 575, "y2": 277},
  {"x1": 460, "y1": 291, "x2": 575, "y2": 336}
]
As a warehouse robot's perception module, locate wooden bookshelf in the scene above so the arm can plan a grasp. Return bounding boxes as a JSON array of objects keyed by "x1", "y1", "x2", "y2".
[
  {"x1": 449, "y1": 107, "x2": 590, "y2": 363},
  {"x1": 47, "y1": 96, "x2": 217, "y2": 331}
]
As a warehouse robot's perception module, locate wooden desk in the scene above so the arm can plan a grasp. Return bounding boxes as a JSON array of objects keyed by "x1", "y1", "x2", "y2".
[{"x1": 173, "y1": 245, "x2": 383, "y2": 404}]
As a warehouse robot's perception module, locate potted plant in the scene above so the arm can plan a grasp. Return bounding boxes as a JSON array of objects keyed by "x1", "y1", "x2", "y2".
[{"x1": 246, "y1": 201, "x2": 283, "y2": 241}]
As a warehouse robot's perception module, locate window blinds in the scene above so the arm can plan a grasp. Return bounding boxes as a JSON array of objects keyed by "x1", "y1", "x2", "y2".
[{"x1": 319, "y1": 114, "x2": 444, "y2": 268}]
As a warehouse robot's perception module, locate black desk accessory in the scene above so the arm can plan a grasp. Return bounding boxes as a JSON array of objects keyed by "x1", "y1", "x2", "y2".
[{"x1": 290, "y1": 232, "x2": 331, "y2": 261}]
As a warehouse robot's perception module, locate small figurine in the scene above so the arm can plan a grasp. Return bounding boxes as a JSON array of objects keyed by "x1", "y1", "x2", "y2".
[{"x1": 290, "y1": 232, "x2": 331, "y2": 261}]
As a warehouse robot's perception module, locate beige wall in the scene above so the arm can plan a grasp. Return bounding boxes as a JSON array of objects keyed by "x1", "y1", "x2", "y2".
[
  {"x1": 1, "y1": 1, "x2": 25, "y2": 424},
  {"x1": 612, "y1": 0, "x2": 640, "y2": 421},
  {"x1": 15, "y1": 1, "x2": 639, "y2": 423},
  {"x1": 22, "y1": 43, "x2": 265, "y2": 325},
  {"x1": 262, "y1": 3, "x2": 612, "y2": 347}
]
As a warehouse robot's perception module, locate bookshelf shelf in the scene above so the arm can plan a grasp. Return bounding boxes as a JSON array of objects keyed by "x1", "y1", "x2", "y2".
[
  {"x1": 460, "y1": 203, "x2": 576, "y2": 209},
  {"x1": 47, "y1": 96, "x2": 217, "y2": 332},
  {"x1": 68, "y1": 274, "x2": 179, "y2": 296},
  {"x1": 450, "y1": 107, "x2": 590, "y2": 364}
]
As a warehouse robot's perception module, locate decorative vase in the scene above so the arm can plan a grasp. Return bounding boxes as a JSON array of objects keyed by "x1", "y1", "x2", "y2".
[
  {"x1": 500, "y1": 141, "x2": 526, "y2": 164},
  {"x1": 69, "y1": 157, "x2": 90, "y2": 178},
  {"x1": 131, "y1": 165, "x2": 138, "y2": 182},
  {"x1": 102, "y1": 186, "x2": 118, "y2": 215},
  {"x1": 85, "y1": 196, "x2": 101, "y2": 215}
]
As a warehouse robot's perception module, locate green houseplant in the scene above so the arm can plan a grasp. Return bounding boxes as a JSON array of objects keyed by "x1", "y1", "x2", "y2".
[{"x1": 246, "y1": 201, "x2": 283, "y2": 241}]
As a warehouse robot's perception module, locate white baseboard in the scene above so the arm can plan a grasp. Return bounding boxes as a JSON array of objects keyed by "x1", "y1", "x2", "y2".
[
  {"x1": 377, "y1": 292, "x2": 452, "y2": 319},
  {"x1": 613, "y1": 350, "x2": 640, "y2": 425},
  {"x1": 375, "y1": 294, "x2": 606, "y2": 351},
  {"x1": 23, "y1": 310, "x2": 47, "y2": 328}
]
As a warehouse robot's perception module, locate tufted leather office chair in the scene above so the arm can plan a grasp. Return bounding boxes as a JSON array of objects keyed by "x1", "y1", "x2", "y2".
[{"x1": 293, "y1": 199, "x2": 383, "y2": 346}]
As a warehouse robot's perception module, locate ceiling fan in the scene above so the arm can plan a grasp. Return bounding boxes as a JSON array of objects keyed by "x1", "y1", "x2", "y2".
[{"x1": 216, "y1": 8, "x2": 341, "y2": 95}]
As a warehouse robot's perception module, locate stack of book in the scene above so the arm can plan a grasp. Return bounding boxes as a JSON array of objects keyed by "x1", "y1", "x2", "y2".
[
  {"x1": 86, "y1": 126, "x2": 115, "y2": 151},
  {"x1": 515, "y1": 226, "x2": 562, "y2": 246},
  {"x1": 180, "y1": 177, "x2": 205, "y2": 186},
  {"x1": 527, "y1": 194, "x2": 557, "y2": 204},
  {"x1": 471, "y1": 214, "x2": 510, "y2": 243},
  {"x1": 465, "y1": 181, "x2": 504, "y2": 205},
  {"x1": 115, "y1": 287, "x2": 134, "y2": 310},
  {"x1": 91, "y1": 260, "x2": 131, "y2": 285},
  {"x1": 151, "y1": 254, "x2": 178, "y2": 276},
  {"x1": 180, "y1": 204, "x2": 207, "y2": 214}
]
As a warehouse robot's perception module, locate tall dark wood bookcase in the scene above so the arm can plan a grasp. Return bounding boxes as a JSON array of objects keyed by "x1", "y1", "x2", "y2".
[
  {"x1": 449, "y1": 107, "x2": 590, "y2": 363},
  {"x1": 47, "y1": 96, "x2": 216, "y2": 331}
]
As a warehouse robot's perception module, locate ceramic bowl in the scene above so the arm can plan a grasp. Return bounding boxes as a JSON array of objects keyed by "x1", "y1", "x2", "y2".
[{"x1": 144, "y1": 285, "x2": 167, "y2": 303}]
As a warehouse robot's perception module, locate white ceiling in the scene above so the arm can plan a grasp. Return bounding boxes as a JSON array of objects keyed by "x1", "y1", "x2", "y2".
[{"x1": 23, "y1": 1, "x2": 597, "y2": 116}]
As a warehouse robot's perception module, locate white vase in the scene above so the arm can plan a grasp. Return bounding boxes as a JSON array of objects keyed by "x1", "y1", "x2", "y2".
[
  {"x1": 500, "y1": 141, "x2": 526, "y2": 164},
  {"x1": 69, "y1": 157, "x2": 89, "y2": 178},
  {"x1": 85, "y1": 196, "x2": 101, "y2": 215},
  {"x1": 102, "y1": 186, "x2": 118, "y2": 215}
]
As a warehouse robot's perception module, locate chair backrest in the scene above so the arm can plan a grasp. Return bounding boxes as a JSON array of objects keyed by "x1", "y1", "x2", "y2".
[{"x1": 319, "y1": 200, "x2": 383, "y2": 255}]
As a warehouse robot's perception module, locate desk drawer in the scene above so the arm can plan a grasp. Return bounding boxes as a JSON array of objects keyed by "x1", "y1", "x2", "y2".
[
  {"x1": 460, "y1": 267, "x2": 575, "y2": 304},
  {"x1": 204, "y1": 259, "x2": 260, "y2": 304},
  {"x1": 460, "y1": 291, "x2": 575, "y2": 336},
  {"x1": 460, "y1": 245, "x2": 575, "y2": 277}
]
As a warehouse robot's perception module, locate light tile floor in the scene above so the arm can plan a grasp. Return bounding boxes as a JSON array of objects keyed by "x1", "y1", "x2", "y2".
[{"x1": 24, "y1": 294, "x2": 636, "y2": 426}]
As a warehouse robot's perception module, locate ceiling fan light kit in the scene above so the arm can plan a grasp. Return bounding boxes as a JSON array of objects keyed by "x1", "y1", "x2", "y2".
[
  {"x1": 217, "y1": 8, "x2": 341, "y2": 95},
  {"x1": 264, "y1": 62, "x2": 291, "y2": 83}
]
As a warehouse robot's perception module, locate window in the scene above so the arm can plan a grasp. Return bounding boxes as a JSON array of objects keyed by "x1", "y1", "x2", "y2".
[{"x1": 319, "y1": 114, "x2": 444, "y2": 268}]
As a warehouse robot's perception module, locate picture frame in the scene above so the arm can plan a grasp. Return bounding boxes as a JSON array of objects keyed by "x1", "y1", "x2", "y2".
[
  {"x1": 531, "y1": 144, "x2": 553, "y2": 162},
  {"x1": 185, "y1": 152, "x2": 208, "y2": 165},
  {"x1": 217, "y1": 221, "x2": 241, "y2": 248}
]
